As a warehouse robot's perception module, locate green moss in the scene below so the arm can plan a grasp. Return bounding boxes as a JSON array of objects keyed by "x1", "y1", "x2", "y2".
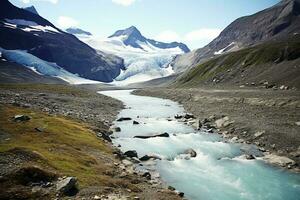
[{"x1": 0, "y1": 105, "x2": 113, "y2": 187}]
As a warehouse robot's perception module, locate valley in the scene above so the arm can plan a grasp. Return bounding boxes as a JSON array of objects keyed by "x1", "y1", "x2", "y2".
[{"x1": 1, "y1": 0, "x2": 300, "y2": 199}]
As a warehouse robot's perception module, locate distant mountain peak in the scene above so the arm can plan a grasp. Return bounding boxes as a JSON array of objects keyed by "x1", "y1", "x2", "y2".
[
  {"x1": 66, "y1": 27, "x2": 92, "y2": 36},
  {"x1": 109, "y1": 26, "x2": 190, "y2": 53},
  {"x1": 109, "y1": 26, "x2": 145, "y2": 42},
  {"x1": 23, "y1": 6, "x2": 39, "y2": 15}
]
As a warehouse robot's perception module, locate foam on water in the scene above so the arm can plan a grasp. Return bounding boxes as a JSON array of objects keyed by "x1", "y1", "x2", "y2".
[{"x1": 99, "y1": 90, "x2": 300, "y2": 200}]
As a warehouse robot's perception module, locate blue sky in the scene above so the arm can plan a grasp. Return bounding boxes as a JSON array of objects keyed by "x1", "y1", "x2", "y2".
[{"x1": 10, "y1": 0, "x2": 280, "y2": 50}]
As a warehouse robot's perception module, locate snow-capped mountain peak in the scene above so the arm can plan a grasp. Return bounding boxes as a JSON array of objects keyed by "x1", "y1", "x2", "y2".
[
  {"x1": 108, "y1": 26, "x2": 190, "y2": 53},
  {"x1": 109, "y1": 26, "x2": 147, "y2": 49},
  {"x1": 81, "y1": 26, "x2": 190, "y2": 85}
]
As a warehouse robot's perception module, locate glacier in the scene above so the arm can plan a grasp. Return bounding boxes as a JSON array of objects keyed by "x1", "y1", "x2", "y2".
[
  {"x1": 80, "y1": 35, "x2": 184, "y2": 85},
  {"x1": 1, "y1": 49, "x2": 100, "y2": 85}
]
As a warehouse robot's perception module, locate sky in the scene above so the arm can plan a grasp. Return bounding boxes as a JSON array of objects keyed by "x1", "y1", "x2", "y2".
[{"x1": 9, "y1": 0, "x2": 280, "y2": 50}]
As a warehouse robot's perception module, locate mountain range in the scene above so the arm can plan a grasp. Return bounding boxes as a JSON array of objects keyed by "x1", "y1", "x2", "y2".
[
  {"x1": 80, "y1": 26, "x2": 190, "y2": 85},
  {"x1": 0, "y1": 0, "x2": 123, "y2": 83},
  {"x1": 172, "y1": 0, "x2": 300, "y2": 73}
]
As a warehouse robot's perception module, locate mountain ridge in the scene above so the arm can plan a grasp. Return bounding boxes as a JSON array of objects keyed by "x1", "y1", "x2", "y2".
[
  {"x1": 172, "y1": 0, "x2": 300, "y2": 72},
  {"x1": 0, "y1": 0, "x2": 124, "y2": 82},
  {"x1": 109, "y1": 26, "x2": 190, "y2": 53}
]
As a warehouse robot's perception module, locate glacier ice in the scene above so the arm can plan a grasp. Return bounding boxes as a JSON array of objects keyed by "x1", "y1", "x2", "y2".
[{"x1": 1, "y1": 49, "x2": 100, "y2": 84}]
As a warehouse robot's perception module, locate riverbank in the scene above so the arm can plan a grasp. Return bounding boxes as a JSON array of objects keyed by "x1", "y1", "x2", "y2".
[
  {"x1": 0, "y1": 84, "x2": 182, "y2": 200},
  {"x1": 133, "y1": 87, "x2": 300, "y2": 171}
]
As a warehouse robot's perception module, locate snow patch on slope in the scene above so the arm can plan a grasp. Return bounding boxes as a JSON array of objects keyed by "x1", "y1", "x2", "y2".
[
  {"x1": 1, "y1": 49, "x2": 100, "y2": 85},
  {"x1": 4, "y1": 19, "x2": 59, "y2": 34},
  {"x1": 214, "y1": 42, "x2": 236, "y2": 55}
]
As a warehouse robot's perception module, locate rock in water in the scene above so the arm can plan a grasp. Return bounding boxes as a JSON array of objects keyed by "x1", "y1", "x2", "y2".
[
  {"x1": 139, "y1": 154, "x2": 162, "y2": 161},
  {"x1": 263, "y1": 154, "x2": 295, "y2": 167},
  {"x1": 133, "y1": 120, "x2": 140, "y2": 125},
  {"x1": 245, "y1": 154, "x2": 255, "y2": 160},
  {"x1": 13, "y1": 115, "x2": 31, "y2": 122},
  {"x1": 56, "y1": 177, "x2": 77, "y2": 195},
  {"x1": 117, "y1": 117, "x2": 132, "y2": 122},
  {"x1": 124, "y1": 150, "x2": 138, "y2": 158},
  {"x1": 184, "y1": 149, "x2": 197, "y2": 157},
  {"x1": 134, "y1": 132, "x2": 169, "y2": 139}
]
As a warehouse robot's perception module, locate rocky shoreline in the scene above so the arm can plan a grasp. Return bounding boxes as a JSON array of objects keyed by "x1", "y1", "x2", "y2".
[
  {"x1": 0, "y1": 84, "x2": 183, "y2": 200},
  {"x1": 133, "y1": 87, "x2": 300, "y2": 173}
]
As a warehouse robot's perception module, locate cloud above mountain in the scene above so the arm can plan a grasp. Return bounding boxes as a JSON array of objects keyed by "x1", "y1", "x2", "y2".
[
  {"x1": 155, "y1": 28, "x2": 222, "y2": 50},
  {"x1": 57, "y1": 16, "x2": 79, "y2": 29}
]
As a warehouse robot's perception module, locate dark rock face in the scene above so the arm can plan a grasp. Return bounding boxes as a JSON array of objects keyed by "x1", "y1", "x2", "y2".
[
  {"x1": 173, "y1": 0, "x2": 300, "y2": 71},
  {"x1": 66, "y1": 27, "x2": 92, "y2": 36},
  {"x1": 23, "y1": 6, "x2": 39, "y2": 15},
  {"x1": 109, "y1": 26, "x2": 190, "y2": 53},
  {"x1": 0, "y1": 0, "x2": 124, "y2": 82}
]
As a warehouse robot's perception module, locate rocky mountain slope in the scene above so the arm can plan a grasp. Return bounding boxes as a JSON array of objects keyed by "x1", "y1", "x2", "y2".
[
  {"x1": 174, "y1": 34, "x2": 300, "y2": 88},
  {"x1": 82, "y1": 26, "x2": 190, "y2": 85},
  {"x1": 173, "y1": 0, "x2": 300, "y2": 72},
  {"x1": 0, "y1": 0, "x2": 124, "y2": 82}
]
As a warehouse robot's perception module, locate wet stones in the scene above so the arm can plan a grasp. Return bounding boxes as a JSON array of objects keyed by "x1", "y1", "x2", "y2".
[
  {"x1": 110, "y1": 127, "x2": 121, "y2": 132},
  {"x1": 133, "y1": 120, "x2": 140, "y2": 125},
  {"x1": 134, "y1": 132, "x2": 169, "y2": 139},
  {"x1": 183, "y1": 148, "x2": 197, "y2": 158},
  {"x1": 117, "y1": 117, "x2": 132, "y2": 122},
  {"x1": 245, "y1": 154, "x2": 255, "y2": 160},
  {"x1": 139, "y1": 154, "x2": 162, "y2": 161},
  {"x1": 263, "y1": 154, "x2": 295, "y2": 167},
  {"x1": 124, "y1": 150, "x2": 138, "y2": 158}
]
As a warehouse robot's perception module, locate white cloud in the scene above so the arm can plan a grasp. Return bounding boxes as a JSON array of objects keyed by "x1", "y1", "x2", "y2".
[
  {"x1": 57, "y1": 16, "x2": 79, "y2": 29},
  {"x1": 21, "y1": 0, "x2": 59, "y2": 4},
  {"x1": 155, "y1": 30, "x2": 180, "y2": 43},
  {"x1": 155, "y1": 28, "x2": 222, "y2": 50},
  {"x1": 184, "y1": 28, "x2": 222, "y2": 42},
  {"x1": 112, "y1": 0, "x2": 136, "y2": 6}
]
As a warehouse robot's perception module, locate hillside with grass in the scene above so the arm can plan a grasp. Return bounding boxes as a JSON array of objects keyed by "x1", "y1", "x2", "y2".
[{"x1": 174, "y1": 35, "x2": 300, "y2": 88}]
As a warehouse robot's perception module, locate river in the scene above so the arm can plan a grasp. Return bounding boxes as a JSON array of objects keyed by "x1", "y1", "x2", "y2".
[{"x1": 99, "y1": 89, "x2": 300, "y2": 200}]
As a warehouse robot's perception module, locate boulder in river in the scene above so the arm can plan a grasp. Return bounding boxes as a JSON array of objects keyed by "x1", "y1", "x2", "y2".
[
  {"x1": 111, "y1": 127, "x2": 121, "y2": 132},
  {"x1": 117, "y1": 117, "x2": 132, "y2": 122},
  {"x1": 134, "y1": 132, "x2": 169, "y2": 139},
  {"x1": 133, "y1": 120, "x2": 140, "y2": 125},
  {"x1": 184, "y1": 113, "x2": 195, "y2": 119},
  {"x1": 245, "y1": 154, "x2": 256, "y2": 160},
  {"x1": 184, "y1": 149, "x2": 197, "y2": 158},
  {"x1": 139, "y1": 154, "x2": 162, "y2": 161},
  {"x1": 124, "y1": 150, "x2": 138, "y2": 158},
  {"x1": 263, "y1": 154, "x2": 295, "y2": 167}
]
